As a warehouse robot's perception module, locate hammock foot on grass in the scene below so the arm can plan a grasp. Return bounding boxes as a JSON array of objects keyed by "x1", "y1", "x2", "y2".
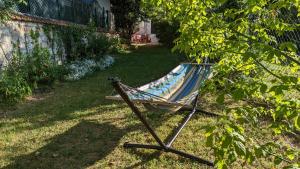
[{"x1": 124, "y1": 142, "x2": 214, "y2": 166}]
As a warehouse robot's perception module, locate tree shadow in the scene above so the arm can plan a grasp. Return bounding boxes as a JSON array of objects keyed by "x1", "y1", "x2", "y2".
[
  {"x1": 1, "y1": 103, "x2": 215, "y2": 169},
  {"x1": 0, "y1": 46, "x2": 181, "y2": 133},
  {"x1": 3, "y1": 120, "x2": 137, "y2": 169},
  {"x1": 0, "y1": 46, "x2": 188, "y2": 168},
  {"x1": 2, "y1": 109, "x2": 191, "y2": 169},
  {"x1": 122, "y1": 110, "x2": 215, "y2": 168}
]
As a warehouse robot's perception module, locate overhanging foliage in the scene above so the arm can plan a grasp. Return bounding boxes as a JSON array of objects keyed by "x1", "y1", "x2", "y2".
[{"x1": 144, "y1": 0, "x2": 300, "y2": 168}]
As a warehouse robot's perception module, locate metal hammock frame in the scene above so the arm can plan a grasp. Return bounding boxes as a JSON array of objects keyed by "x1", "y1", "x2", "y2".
[{"x1": 107, "y1": 63, "x2": 218, "y2": 167}]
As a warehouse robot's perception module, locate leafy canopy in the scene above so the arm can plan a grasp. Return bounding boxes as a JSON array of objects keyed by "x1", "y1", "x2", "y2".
[
  {"x1": 111, "y1": 0, "x2": 144, "y2": 40},
  {"x1": 144, "y1": 0, "x2": 300, "y2": 168}
]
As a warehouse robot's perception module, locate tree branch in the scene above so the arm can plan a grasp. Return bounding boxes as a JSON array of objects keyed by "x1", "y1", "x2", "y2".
[{"x1": 232, "y1": 29, "x2": 300, "y2": 66}]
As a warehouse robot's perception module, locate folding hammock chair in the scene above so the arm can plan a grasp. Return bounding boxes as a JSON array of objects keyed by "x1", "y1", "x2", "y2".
[{"x1": 106, "y1": 63, "x2": 217, "y2": 166}]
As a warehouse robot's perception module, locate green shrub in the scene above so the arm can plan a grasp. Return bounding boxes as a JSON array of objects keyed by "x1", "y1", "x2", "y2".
[
  {"x1": 59, "y1": 26, "x2": 88, "y2": 60},
  {"x1": 109, "y1": 37, "x2": 127, "y2": 54},
  {"x1": 86, "y1": 34, "x2": 112, "y2": 58},
  {"x1": 0, "y1": 47, "x2": 30, "y2": 104},
  {"x1": 23, "y1": 43, "x2": 67, "y2": 88},
  {"x1": 44, "y1": 24, "x2": 126, "y2": 61},
  {"x1": 0, "y1": 73, "x2": 31, "y2": 104},
  {"x1": 0, "y1": 30, "x2": 68, "y2": 104},
  {"x1": 86, "y1": 34, "x2": 126, "y2": 59},
  {"x1": 0, "y1": 26, "x2": 123, "y2": 104},
  {"x1": 20, "y1": 30, "x2": 68, "y2": 88},
  {"x1": 152, "y1": 20, "x2": 180, "y2": 47}
]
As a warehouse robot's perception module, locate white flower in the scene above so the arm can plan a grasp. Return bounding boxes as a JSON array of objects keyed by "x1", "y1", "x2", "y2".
[{"x1": 65, "y1": 56, "x2": 115, "y2": 81}]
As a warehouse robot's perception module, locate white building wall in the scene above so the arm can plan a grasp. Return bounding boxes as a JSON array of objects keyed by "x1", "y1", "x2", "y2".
[
  {"x1": 97, "y1": 0, "x2": 110, "y2": 10},
  {"x1": 135, "y1": 21, "x2": 151, "y2": 35},
  {"x1": 132, "y1": 20, "x2": 160, "y2": 45},
  {"x1": 94, "y1": 0, "x2": 114, "y2": 31}
]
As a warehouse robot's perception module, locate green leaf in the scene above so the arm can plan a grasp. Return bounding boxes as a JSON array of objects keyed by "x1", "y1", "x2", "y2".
[
  {"x1": 228, "y1": 152, "x2": 237, "y2": 163},
  {"x1": 269, "y1": 85, "x2": 288, "y2": 95},
  {"x1": 260, "y1": 84, "x2": 268, "y2": 93},
  {"x1": 279, "y1": 42, "x2": 298, "y2": 52},
  {"x1": 225, "y1": 126, "x2": 233, "y2": 134},
  {"x1": 287, "y1": 152, "x2": 295, "y2": 161},
  {"x1": 205, "y1": 126, "x2": 216, "y2": 137},
  {"x1": 234, "y1": 141, "x2": 246, "y2": 156},
  {"x1": 232, "y1": 88, "x2": 244, "y2": 100},
  {"x1": 246, "y1": 149, "x2": 255, "y2": 164},
  {"x1": 243, "y1": 52, "x2": 255, "y2": 60},
  {"x1": 216, "y1": 160, "x2": 228, "y2": 169},
  {"x1": 217, "y1": 93, "x2": 225, "y2": 104},
  {"x1": 274, "y1": 156, "x2": 283, "y2": 165},
  {"x1": 251, "y1": 6, "x2": 262, "y2": 13},
  {"x1": 222, "y1": 135, "x2": 232, "y2": 149},
  {"x1": 206, "y1": 134, "x2": 215, "y2": 147},
  {"x1": 273, "y1": 127, "x2": 282, "y2": 134},
  {"x1": 232, "y1": 132, "x2": 245, "y2": 142},
  {"x1": 295, "y1": 115, "x2": 300, "y2": 130},
  {"x1": 254, "y1": 146, "x2": 267, "y2": 158}
]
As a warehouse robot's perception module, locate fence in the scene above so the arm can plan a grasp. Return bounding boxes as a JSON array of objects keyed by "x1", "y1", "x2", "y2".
[{"x1": 17, "y1": 0, "x2": 112, "y2": 29}]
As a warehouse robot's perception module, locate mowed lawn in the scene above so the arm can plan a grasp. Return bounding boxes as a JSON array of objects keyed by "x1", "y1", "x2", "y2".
[
  {"x1": 0, "y1": 46, "x2": 296, "y2": 169},
  {"x1": 0, "y1": 46, "x2": 217, "y2": 169}
]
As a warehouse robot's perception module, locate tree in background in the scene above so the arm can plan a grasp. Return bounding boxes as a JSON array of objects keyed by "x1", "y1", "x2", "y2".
[
  {"x1": 110, "y1": 0, "x2": 144, "y2": 42},
  {"x1": 144, "y1": 0, "x2": 300, "y2": 168},
  {"x1": 143, "y1": 2, "x2": 180, "y2": 47},
  {"x1": 151, "y1": 19, "x2": 179, "y2": 47}
]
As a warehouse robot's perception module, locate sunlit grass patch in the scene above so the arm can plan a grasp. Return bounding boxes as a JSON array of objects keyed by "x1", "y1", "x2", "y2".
[{"x1": 0, "y1": 46, "x2": 297, "y2": 169}]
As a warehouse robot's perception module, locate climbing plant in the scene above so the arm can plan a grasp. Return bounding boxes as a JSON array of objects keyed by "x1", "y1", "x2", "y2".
[
  {"x1": 0, "y1": 0, "x2": 26, "y2": 21},
  {"x1": 144, "y1": 0, "x2": 300, "y2": 168}
]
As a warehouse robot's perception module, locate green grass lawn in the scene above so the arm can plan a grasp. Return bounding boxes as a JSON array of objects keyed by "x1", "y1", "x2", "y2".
[
  {"x1": 0, "y1": 46, "x2": 215, "y2": 169},
  {"x1": 0, "y1": 46, "x2": 297, "y2": 169}
]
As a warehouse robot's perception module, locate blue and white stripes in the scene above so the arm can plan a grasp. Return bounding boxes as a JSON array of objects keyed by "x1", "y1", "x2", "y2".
[
  {"x1": 128, "y1": 64, "x2": 211, "y2": 104},
  {"x1": 107, "y1": 63, "x2": 212, "y2": 111}
]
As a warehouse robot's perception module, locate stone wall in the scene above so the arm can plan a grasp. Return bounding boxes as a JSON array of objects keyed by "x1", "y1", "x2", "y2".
[
  {"x1": 0, "y1": 20, "x2": 66, "y2": 68},
  {"x1": 0, "y1": 12, "x2": 117, "y2": 69},
  {"x1": 0, "y1": 0, "x2": 115, "y2": 68}
]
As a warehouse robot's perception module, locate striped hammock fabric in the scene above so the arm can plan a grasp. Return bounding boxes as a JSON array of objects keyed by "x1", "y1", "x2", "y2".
[{"x1": 106, "y1": 63, "x2": 213, "y2": 111}]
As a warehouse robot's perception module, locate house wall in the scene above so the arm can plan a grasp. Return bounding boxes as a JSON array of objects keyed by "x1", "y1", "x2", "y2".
[
  {"x1": 132, "y1": 20, "x2": 160, "y2": 45},
  {"x1": 94, "y1": 0, "x2": 114, "y2": 30},
  {"x1": 97, "y1": 0, "x2": 110, "y2": 10},
  {"x1": 135, "y1": 21, "x2": 152, "y2": 35}
]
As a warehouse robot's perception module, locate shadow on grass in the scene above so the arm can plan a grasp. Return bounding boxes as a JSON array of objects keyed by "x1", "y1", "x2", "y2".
[
  {"x1": 123, "y1": 110, "x2": 215, "y2": 169},
  {"x1": 0, "y1": 46, "x2": 182, "y2": 132},
  {"x1": 3, "y1": 109, "x2": 197, "y2": 168},
  {"x1": 3, "y1": 120, "x2": 136, "y2": 169},
  {"x1": 0, "y1": 46, "x2": 189, "y2": 168},
  {"x1": 3, "y1": 111, "x2": 202, "y2": 169}
]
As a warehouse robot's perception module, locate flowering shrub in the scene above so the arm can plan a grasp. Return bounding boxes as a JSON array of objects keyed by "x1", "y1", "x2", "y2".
[
  {"x1": 65, "y1": 55, "x2": 115, "y2": 81},
  {"x1": 96, "y1": 55, "x2": 115, "y2": 70}
]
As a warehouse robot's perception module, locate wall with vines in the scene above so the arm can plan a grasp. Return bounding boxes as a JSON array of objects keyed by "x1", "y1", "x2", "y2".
[
  {"x1": 0, "y1": 21, "x2": 66, "y2": 68},
  {"x1": 0, "y1": 19, "x2": 119, "y2": 69}
]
